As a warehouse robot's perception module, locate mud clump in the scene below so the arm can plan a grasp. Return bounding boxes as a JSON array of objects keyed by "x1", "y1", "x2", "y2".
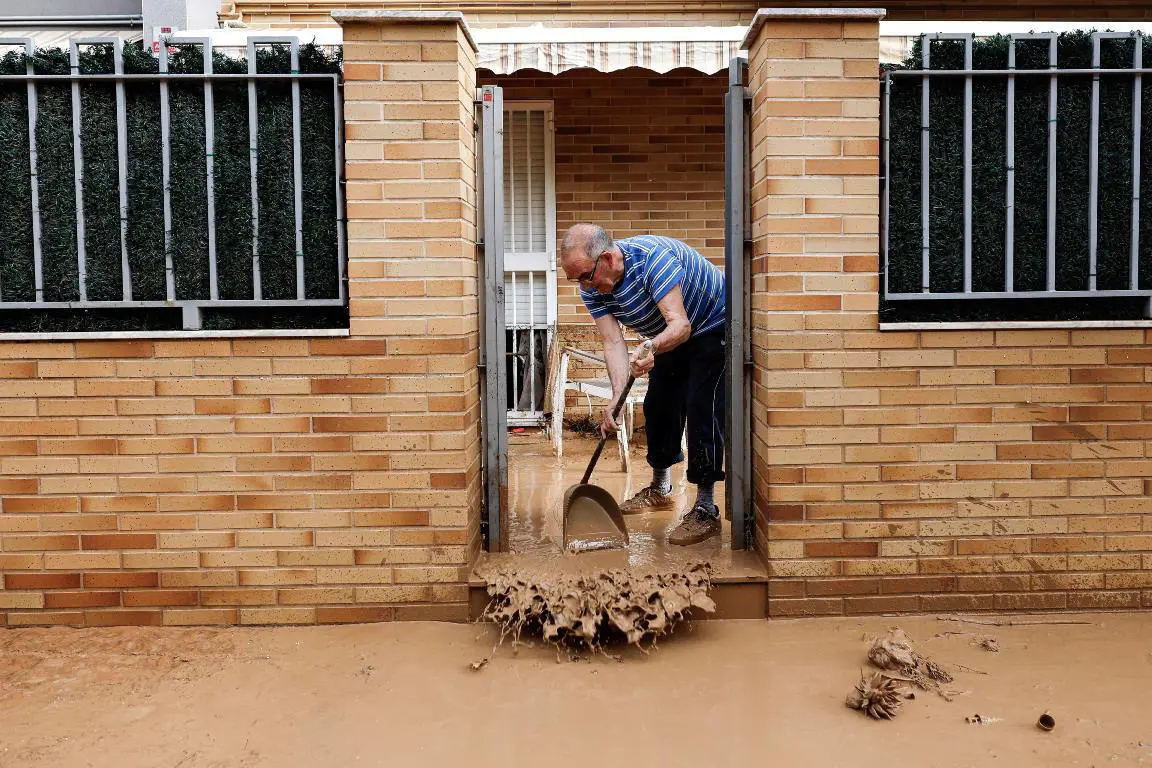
[
  {"x1": 868, "y1": 628, "x2": 953, "y2": 691},
  {"x1": 480, "y1": 563, "x2": 714, "y2": 651},
  {"x1": 846, "y1": 671, "x2": 908, "y2": 720}
]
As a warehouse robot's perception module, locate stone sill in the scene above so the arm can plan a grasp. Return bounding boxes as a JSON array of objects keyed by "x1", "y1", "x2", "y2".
[
  {"x1": 880, "y1": 320, "x2": 1152, "y2": 331},
  {"x1": 0, "y1": 329, "x2": 350, "y2": 342}
]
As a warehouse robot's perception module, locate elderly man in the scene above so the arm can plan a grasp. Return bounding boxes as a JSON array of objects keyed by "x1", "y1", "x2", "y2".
[{"x1": 559, "y1": 223, "x2": 726, "y2": 546}]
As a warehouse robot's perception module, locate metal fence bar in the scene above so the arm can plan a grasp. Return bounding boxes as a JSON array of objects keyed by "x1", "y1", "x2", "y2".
[
  {"x1": 1089, "y1": 34, "x2": 1102, "y2": 291},
  {"x1": 68, "y1": 40, "x2": 87, "y2": 301},
  {"x1": 1006, "y1": 37, "x2": 1016, "y2": 291},
  {"x1": 290, "y1": 39, "x2": 304, "y2": 300},
  {"x1": 200, "y1": 40, "x2": 220, "y2": 300},
  {"x1": 963, "y1": 34, "x2": 973, "y2": 292},
  {"x1": 109, "y1": 38, "x2": 131, "y2": 300},
  {"x1": 887, "y1": 289, "x2": 1152, "y2": 300},
  {"x1": 0, "y1": 298, "x2": 344, "y2": 309},
  {"x1": 882, "y1": 74, "x2": 891, "y2": 299},
  {"x1": 1, "y1": 39, "x2": 46, "y2": 301},
  {"x1": 921, "y1": 38, "x2": 931, "y2": 292},
  {"x1": 890, "y1": 67, "x2": 1152, "y2": 76},
  {"x1": 0, "y1": 72, "x2": 336, "y2": 81},
  {"x1": 1133, "y1": 36, "x2": 1144, "y2": 290},
  {"x1": 158, "y1": 43, "x2": 176, "y2": 300},
  {"x1": 1047, "y1": 36, "x2": 1058, "y2": 291},
  {"x1": 246, "y1": 39, "x2": 261, "y2": 300},
  {"x1": 333, "y1": 74, "x2": 346, "y2": 302}
]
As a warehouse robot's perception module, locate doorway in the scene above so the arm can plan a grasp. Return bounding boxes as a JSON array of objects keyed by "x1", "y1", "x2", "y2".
[{"x1": 476, "y1": 61, "x2": 752, "y2": 565}]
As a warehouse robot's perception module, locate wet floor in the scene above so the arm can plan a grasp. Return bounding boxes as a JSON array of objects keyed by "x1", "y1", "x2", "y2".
[{"x1": 479, "y1": 431, "x2": 765, "y2": 580}]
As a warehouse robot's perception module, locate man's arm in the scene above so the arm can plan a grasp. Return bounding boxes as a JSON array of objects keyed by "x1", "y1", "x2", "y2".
[
  {"x1": 647, "y1": 284, "x2": 692, "y2": 356},
  {"x1": 595, "y1": 313, "x2": 629, "y2": 395},
  {"x1": 628, "y1": 285, "x2": 692, "y2": 377}
]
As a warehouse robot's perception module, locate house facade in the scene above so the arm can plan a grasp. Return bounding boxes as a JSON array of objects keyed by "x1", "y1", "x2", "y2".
[{"x1": 1, "y1": 2, "x2": 1152, "y2": 626}]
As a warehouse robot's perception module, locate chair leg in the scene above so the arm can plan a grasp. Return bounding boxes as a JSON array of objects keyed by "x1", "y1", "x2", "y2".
[
  {"x1": 618, "y1": 404, "x2": 630, "y2": 472},
  {"x1": 551, "y1": 354, "x2": 569, "y2": 459}
]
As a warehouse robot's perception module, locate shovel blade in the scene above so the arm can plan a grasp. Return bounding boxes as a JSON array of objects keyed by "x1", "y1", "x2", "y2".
[{"x1": 562, "y1": 483, "x2": 629, "y2": 554}]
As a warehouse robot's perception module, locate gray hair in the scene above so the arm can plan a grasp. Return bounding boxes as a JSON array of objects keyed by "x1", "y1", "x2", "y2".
[{"x1": 561, "y1": 223, "x2": 613, "y2": 263}]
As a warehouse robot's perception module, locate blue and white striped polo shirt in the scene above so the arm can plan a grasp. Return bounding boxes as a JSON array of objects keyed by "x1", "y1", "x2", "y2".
[{"x1": 579, "y1": 235, "x2": 725, "y2": 339}]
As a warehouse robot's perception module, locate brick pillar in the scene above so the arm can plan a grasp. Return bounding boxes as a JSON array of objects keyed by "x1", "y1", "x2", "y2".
[
  {"x1": 743, "y1": 9, "x2": 885, "y2": 616},
  {"x1": 334, "y1": 10, "x2": 482, "y2": 618}
]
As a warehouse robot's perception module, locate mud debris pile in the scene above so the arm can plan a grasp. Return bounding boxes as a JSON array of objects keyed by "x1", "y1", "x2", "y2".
[
  {"x1": 867, "y1": 628, "x2": 954, "y2": 691},
  {"x1": 481, "y1": 563, "x2": 714, "y2": 650},
  {"x1": 847, "y1": 628, "x2": 958, "y2": 719}
]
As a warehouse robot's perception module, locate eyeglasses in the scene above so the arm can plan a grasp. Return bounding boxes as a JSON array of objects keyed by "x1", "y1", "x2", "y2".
[{"x1": 572, "y1": 252, "x2": 603, "y2": 287}]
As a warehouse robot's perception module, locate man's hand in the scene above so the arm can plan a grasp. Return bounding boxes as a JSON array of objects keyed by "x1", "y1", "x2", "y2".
[
  {"x1": 629, "y1": 340, "x2": 655, "y2": 378},
  {"x1": 599, "y1": 406, "x2": 619, "y2": 436}
]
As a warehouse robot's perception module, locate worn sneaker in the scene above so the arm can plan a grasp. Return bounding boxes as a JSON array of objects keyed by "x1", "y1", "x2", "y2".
[
  {"x1": 668, "y1": 504, "x2": 722, "y2": 546},
  {"x1": 619, "y1": 485, "x2": 675, "y2": 515}
]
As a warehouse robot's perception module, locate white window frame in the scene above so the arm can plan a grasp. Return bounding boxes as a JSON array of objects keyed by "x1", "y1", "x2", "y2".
[{"x1": 502, "y1": 100, "x2": 557, "y2": 426}]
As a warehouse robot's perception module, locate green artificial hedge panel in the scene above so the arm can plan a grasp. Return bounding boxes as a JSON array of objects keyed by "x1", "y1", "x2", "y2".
[
  {"x1": 883, "y1": 32, "x2": 1152, "y2": 322},
  {"x1": 0, "y1": 41, "x2": 343, "y2": 331}
]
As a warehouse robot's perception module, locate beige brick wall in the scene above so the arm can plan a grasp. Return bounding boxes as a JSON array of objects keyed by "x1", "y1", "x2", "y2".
[
  {"x1": 747, "y1": 13, "x2": 1152, "y2": 617},
  {"x1": 479, "y1": 69, "x2": 726, "y2": 328},
  {"x1": 0, "y1": 15, "x2": 482, "y2": 628},
  {"x1": 478, "y1": 69, "x2": 726, "y2": 419}
]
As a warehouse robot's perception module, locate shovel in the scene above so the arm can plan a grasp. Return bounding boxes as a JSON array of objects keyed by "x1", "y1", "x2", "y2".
[{"x1": 562, "y1": 343, "x2": 651, "y2": 554}]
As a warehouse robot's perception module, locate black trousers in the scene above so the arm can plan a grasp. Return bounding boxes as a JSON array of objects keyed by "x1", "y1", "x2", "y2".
[{"x1": 643, "y1": 329, "x2": 726, "y2": 486}]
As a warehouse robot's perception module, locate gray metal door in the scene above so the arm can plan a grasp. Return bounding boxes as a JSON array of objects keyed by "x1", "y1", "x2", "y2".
[
  {"x1": 724, "y1": 57, "x2": 752, "y2": 551},
  {"x1": 477, "y1": 85, "x2": 508, "y2": 552}
]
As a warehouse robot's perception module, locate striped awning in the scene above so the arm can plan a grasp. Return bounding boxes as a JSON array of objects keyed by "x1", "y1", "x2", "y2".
[
  {"x1": 472, "y1": 26, "x2": 747, "y2": 76},
  {"x1": 477, "y1": 40, "x2": 743, "y2": 75}
]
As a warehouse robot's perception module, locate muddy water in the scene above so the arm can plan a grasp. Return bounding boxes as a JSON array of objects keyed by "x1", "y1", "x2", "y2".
[
  {"x1": 560, "y1": 494, "x2": 628, "y2": 553},
  {"x1": 5, "y1": 615, "x2": 1152, "y2": 767},
  {"x1": 495, "y1": 433, "x2": 763, "y2": 579}
]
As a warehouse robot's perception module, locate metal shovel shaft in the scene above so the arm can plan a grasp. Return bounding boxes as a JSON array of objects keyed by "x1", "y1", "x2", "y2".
[{"x1": 580, "y1": 374, "x2": 636, "y2": 485}]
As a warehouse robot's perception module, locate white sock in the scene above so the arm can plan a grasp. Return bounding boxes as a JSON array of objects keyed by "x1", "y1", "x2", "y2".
[
  {"x1": 652, "y1": 467, "x2": 671, "y2": 494},
  {"x1": 694, "y1": 484, "x2": 715, "y2": 512}
]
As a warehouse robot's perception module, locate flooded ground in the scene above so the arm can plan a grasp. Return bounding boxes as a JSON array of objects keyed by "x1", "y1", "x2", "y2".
[
  {"x1": 486, "y1": 431, "x2": 764, "y2": 580},
  {"x1": 3, "y1": 614, "x2": 1151, "y2": 767}
]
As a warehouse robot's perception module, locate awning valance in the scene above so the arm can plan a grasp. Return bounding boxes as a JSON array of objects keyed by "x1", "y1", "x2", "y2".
[
  {"x1": 478, "y1": 40, "x2": 742, "y2": 76},
  {"x1": 473, "y1": 25, "x2": 742, "y2": 75}
]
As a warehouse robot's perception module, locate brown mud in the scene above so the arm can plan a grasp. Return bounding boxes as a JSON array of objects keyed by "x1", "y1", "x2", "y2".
[
  {"x1": 492, "y1": 434, "x2": 763, "y2": 580},
  {"x1": 3, "y1": 614, "x2": 1152, "y2": 767},
  {"x1": 479, "y1": 564, "x2": 714, "y2": 648}
]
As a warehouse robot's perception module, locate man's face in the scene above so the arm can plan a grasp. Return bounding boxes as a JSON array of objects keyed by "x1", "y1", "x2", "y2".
[{"x1": 564, "y1": 248, "x2": 614, "y2": 294}]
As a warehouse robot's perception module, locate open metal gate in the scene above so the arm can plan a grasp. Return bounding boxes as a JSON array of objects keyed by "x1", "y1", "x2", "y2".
[
  {"x1": 477, "y1": 85, "x2": 507, "y2": 552},
  {"x1": 724, "y1": 56, "x2": 753, "y2": 551}
]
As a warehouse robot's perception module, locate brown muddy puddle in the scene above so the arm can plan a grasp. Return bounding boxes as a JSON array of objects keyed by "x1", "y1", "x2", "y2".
[{"x1": 488, "y1": 432, "x2": 764, "y2": 580}]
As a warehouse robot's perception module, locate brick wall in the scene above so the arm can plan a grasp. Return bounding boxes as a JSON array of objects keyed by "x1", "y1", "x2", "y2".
[
  {"x1": 475, "y1": 68, "x2": 725, "y2": 423},
  {"x1": 747, "y1": 11, "x2": 1152, "y2": 617},
  {"x1": 0, "y1": 13, "x2": 482, "y2": 628},
  {"x1": 479, "y1": 68, "x2": 727, "y2": 328}
]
